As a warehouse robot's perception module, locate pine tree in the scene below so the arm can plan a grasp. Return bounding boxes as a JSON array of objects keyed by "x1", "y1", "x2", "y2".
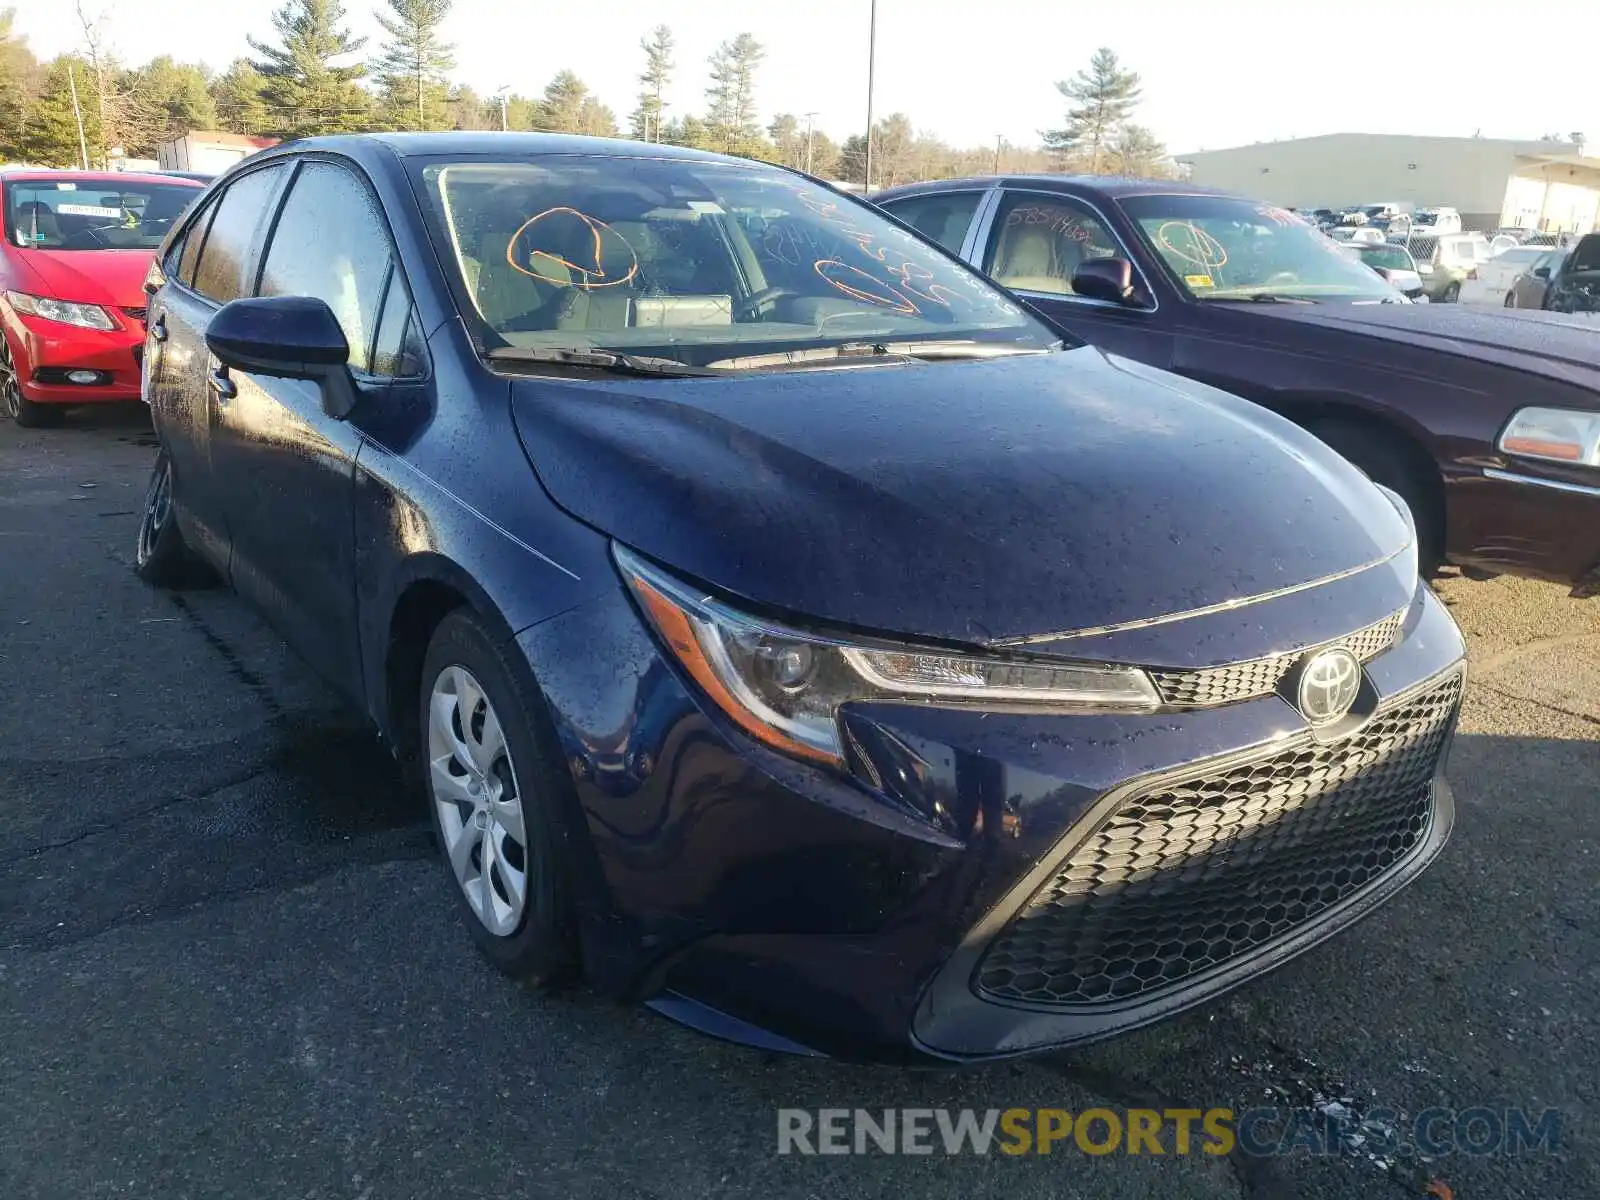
[
  {"x1": 18, "y1": 56, "x2": 99, "y2": 168},
  {"x1": 121, "y1": 58, "x2": 216, "y2": 155},
  {"x1": 0, "y1": 7, "x2": 40, "y2": 161},
  {"x1": 210, "y1": 59, "x2": 271, "y2": 135},
  {"x1": 534, "y1": 71, "x2": 615, "y2": 137},
  {"x1": 372, "y1": 0, "x2": 454, "y2": 131},
  {"x1": 248, "y1": 0, "x2": 370, "y2": 138},
  {"x1": 629, "y1": 24, "x2": 673, "y2": 141},
  {"x1": 1042, "y1": 47, "x2": 1141, "y2": 173},
  {"x1": 704, "y1": 33, "x2": 764, "y2": 155},
  {"x1": 1108, "y1": 123, "x2": 1170, "y2": 178}
]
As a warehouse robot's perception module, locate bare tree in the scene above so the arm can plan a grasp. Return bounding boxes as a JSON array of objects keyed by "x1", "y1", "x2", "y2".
[{"x1": 74, "y1": 0, "x2": 158, "y2": 164}]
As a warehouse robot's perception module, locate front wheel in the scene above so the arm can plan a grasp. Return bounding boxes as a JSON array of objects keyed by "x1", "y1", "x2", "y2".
[
  {"x1": 1504, "y1": 290, "x2": 1517, "y2": 308},
  {"x1": 1, "y1": 335, "x2": 59, "y2": 427},
  {"x1": 420, "y1": 608, "x2": 577, "y2": 987}
]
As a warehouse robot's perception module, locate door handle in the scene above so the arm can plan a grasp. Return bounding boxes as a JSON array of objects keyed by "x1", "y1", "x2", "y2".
[
  {"x1": 150, "y1": 314, "x2": 167, "y2": 342},
  {"x1": 207, "y1": 365, "x2": 237, "y2": 402}
]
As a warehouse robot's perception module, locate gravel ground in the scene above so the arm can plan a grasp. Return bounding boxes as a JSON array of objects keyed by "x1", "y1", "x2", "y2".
[{"x1": 1, "y1": 405, "x2": 1595, "y2": 1199}]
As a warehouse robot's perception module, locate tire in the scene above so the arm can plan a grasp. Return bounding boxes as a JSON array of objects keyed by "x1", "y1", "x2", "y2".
[
  {"x1": 1, "y1": 335, "x2": 60, "y2": 427},
  {"x1": 419, "y1": 607, "x2": 577, "y2": 987},
  {"x1": 1307, "y1": 419, "x2": 1443, "y2": 577},
  {"x1": 1442, "y1": 281, "x2": 1461, "y2": 303},
  {"x1": 134, "y1": 447, "x2": 216, "y2": 587},
  {"x1": 1503, "y1": 291, "x2": 1517, "y2": 308}
]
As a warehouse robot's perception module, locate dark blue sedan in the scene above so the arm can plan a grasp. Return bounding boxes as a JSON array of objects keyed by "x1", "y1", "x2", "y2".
[{"x1": 135, "y1": 133, "x2": 1466, "y2": 1062}]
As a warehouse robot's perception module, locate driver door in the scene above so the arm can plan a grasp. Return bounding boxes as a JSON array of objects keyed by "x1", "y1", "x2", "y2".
[{"x1": 976, "y1": 189, "x2": 1173, "y2": 368}]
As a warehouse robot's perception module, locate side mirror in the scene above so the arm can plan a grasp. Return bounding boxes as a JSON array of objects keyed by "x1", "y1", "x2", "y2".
[
  {"x1": 1071, "y1": 256, "x2": 1137, "y2": 305},
  {"x1": 1533, "y1": 266, "x2": 1551, "y2": 279},
  {"x1": 205, "y1": 296, "x2": 357, "y2": 419}
]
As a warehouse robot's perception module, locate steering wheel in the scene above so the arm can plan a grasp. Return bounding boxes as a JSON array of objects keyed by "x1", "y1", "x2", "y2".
[{"x1": 734, "y1": 286, "x2": 799, "y2": 321}]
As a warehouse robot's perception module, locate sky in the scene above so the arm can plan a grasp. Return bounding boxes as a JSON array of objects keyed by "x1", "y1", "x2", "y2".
[{"x1": 18, "y1": 0, "x2": 1600, "y2": 154}]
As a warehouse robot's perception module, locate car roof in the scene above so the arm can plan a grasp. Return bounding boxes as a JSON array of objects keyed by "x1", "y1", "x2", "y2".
[
  {"x1": 271, "y1": 130, "x2": 747, "y2": 167},
  {"x1": 0, "y1": 167, "x2": 204, "y2": 188},
  {"x1": 873, "y1": 174, "x2": 1245, "y2": 202}
]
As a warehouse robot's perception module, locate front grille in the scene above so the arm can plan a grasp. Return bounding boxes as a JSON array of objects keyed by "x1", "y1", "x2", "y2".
[
  {"x1": 976, "y1": 672, "x2": 1461, "y2": 1009},
  {"x1": 1149, "y1": 610, "x2": 1404, "y2": 708},
  {"x1": 121, "y1": 306, "x2": 148, "y2": 328}
]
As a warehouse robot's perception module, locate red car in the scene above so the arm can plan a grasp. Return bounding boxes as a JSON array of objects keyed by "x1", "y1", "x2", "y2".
[{"x1": 0, "y1": 169, "x2": 204, "y2": 426}]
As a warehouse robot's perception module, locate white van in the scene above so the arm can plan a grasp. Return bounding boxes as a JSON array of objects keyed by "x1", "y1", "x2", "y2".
[{"x1": 1412, "y1": 207, "x2": 1463, "y2": 236}]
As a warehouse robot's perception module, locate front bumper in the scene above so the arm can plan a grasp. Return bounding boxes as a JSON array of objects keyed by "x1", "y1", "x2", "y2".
[
  {"x1": 519, "y1": 577, "x2": 1466, "y2": 1062},
  {"x1": 6, "y1": 308, "x2": 146, "y2": 404},
  {"x1": 1446, "y1": 463, "x2": 1600, "y2": 591}
]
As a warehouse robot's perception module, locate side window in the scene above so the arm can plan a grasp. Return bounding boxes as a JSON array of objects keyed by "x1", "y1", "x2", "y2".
[
  {"x1": 371, "y1": 272, "x2": 427, "y2": 378},
  {"x1": 191, "y1": 166, "x2": 285, "y2": 303},
  {"x1": 258, "y1": 161, "x2": 392, "y2": 373},
  {"x1": 170, "y1": 197, "x2": 215, "y2": 286},
  {"x1": 983, "y1": 192, "x2": 1125, "y2": 298},
  {"x1": 878, "y1": 191, "x2": 982, "y2": 255}
]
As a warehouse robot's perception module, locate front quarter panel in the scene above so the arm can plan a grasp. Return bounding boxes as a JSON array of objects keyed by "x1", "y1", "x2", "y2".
[{"x1": 351, "y1": 319, "x2": 614, "y2": 735}]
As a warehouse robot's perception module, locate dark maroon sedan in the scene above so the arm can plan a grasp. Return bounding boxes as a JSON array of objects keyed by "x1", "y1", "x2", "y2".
[{"x1": 876, "y1": 178, "x2": 1600, "y2": 596}]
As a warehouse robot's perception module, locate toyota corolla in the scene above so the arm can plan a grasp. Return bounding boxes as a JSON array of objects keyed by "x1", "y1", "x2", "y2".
[{"x1": 136, "y1": 133, "x2": 1466, "y2": 1061}]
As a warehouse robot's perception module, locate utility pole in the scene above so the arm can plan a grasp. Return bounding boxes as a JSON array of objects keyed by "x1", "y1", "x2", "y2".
[
  {"x1": 67, "y1": 63, "x2": 90, "y2": 170},
  {"x1": 496, "y1": 85, "x2": 509, "y2": 131},
  {"x1": 994, "y1": 134, "x2": 1003, "y2": 175},
  {"x1": 803, "y1": 111, "x2": 817, "y2": 174},
  {"x1": 863, "y1": 0, "x2": 877, "y2": 194}
]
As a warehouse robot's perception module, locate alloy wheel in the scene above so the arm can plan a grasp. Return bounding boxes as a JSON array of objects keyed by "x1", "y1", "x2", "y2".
[
  {"x1": 427, "y1": 664, "x2": 529, "y2": 936},
  {"x1": 0, "y1": 338, "x2": 20, "y2": 420},
  {"x1": 136, "y1": 454, "x2": 172, "y2": 567}
]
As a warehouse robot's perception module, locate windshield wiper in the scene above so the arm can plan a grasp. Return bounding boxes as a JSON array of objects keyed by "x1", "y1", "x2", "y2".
[
  {"x1": 706, "y1": 339, "x2": 1055, "y2": 371},
  {"x1": 486, "y1": 346, "x2": 716, "y2": 377},
  {"x1": 1200, "y1": 293, "x2": 1320, "y2": 305}
]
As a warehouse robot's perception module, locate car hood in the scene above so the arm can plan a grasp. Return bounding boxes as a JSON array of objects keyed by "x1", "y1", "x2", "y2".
[
  {"x1": 508, "y1": 346, "x2": 1410, "y2": 647},
  {"x1": 11, "y1": 247, "x2": 154, "y2": 307},
  {"x1": 1242, "y1": 302, "x2": 1600, "y2": 392}
]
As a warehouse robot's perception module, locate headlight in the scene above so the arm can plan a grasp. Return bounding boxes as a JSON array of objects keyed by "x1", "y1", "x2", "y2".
[
  {"x1": 616, "y1": 545, "x2": 1160, "y2": 768},
  {"x1": 1374, "y1": 484, "x2": 1420, "y2": 589},
  {"x1": 1498, "y1": 407, "x2": 1600, "y2": 467},
  {"x1": 5, "y1": 291, "x2": 117, "y2": 331}
]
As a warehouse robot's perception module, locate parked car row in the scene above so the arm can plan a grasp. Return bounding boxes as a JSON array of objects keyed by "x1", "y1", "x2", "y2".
[{"x1": 1, "y1": 134, "x2": 1595, "y2": 1068}]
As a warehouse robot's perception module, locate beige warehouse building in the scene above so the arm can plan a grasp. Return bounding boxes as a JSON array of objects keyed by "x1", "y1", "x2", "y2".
[{"x1": 1176, "y1": 133, "x2": 1600, "y2": 234}]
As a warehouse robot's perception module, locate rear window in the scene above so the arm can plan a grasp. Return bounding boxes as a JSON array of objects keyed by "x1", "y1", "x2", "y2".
[
  {"x1": 4, "y1": 179, "x2": 201, "y2": 251},
  {"x1": 1357, "y1": 245, "x2": 1414, "y2": 271}
]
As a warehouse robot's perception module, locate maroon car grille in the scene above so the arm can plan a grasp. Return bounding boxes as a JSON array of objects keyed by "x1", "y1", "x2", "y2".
[
  {"x1": 975, "y1": 672, "x2": 1461, "y2": 1009},
  {"x1": 1147, "y1": 610, "x2": 1404, "y2": 708}
]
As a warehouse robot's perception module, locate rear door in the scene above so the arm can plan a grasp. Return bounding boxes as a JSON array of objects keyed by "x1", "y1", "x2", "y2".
[
  {"x1": 145, "y1": 164, "x2": 288, "y2": 570},
  {"x1": 974, "y1": 188, "x2": 1173, "y2": 367},
  {"x1": 208, "y1": 156, "x2": 418, "y2": 704}
]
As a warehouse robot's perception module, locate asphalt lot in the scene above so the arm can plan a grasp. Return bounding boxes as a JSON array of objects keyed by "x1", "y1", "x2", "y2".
[{"x1": 1, "y1": 405, "x2": 1596, "y2": 1200}]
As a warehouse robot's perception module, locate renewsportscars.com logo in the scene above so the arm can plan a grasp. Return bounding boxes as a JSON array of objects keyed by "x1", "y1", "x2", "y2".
[{"x1": 776, "y1": 1106, "x2": 1563, "y2": 1159}]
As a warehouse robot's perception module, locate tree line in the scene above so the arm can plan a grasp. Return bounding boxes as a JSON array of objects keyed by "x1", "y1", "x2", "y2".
[{"x1": 0, "y1": 0, "x2": 1173, "y2": 184}]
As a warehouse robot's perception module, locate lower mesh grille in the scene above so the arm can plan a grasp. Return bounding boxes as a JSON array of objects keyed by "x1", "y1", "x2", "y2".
[{"x1": 976, "y1": 672, "x2": 1461, "y2": 1009}]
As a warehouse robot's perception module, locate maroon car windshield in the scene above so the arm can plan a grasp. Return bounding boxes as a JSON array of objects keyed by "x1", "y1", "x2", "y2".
[
  {"x1": 1120, "y1": 193, "x2": 1400, "y2": 303},
  {"x1": 4, "y1": 179, "x2": 201, "y2": 252}
]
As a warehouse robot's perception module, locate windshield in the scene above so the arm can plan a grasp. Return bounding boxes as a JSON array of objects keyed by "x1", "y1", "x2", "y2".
[
  {"x1": 413, "y1": 156, "x2": 1057, "y2": 367},
  {"x1": 1119, "y1": 194, "x2": 1398, "y2": 302},
  {"x1": 4, "y1": 178, "x2": 201, "y2": 251},
  {"x1": 1493, "y1": 247, "x2": 1546, "y2": 266},
  {"x1": 1357, "y1": 245, "x2": 1415, "y2": 271}
]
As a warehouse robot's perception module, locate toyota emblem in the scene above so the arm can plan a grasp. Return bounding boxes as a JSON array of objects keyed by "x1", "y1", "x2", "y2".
[{"x1": 1296, "y1": 647, "x2": 1361, "y2": 725}]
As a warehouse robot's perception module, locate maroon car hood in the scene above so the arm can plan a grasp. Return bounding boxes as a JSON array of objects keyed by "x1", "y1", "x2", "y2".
[
  {"x1": 1247, "y1": 304, "x2": 1600, "y2": 395},
  {"x1": 11, "y1": 248, "x2": 154, "y2": 307}
]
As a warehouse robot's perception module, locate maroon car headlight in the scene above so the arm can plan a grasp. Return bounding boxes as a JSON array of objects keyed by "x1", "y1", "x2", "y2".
[
  {"x1": 615, "y1": 545, "x2": 1160, "y2": 768},
  {"x1": 1498, "y1": 407, "x2": 1600, "y2": 467},
  {"x1": 4, "y1": 291, "x2": 116, "y2": 331}
]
